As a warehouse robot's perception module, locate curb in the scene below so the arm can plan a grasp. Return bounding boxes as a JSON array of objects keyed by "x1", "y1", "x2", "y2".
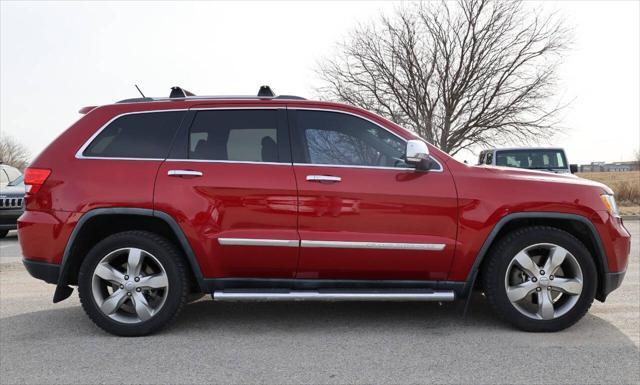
[{"x1": 621, "y1": 216, "x2": 639, "y2": 221}]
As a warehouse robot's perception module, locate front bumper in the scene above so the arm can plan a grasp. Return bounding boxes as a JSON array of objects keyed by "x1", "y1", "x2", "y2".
[
  {"x1": 22, "y1": 258, "x2": 60, "y2": 284},
  {"x1": 0, "y1": 208, "x2": 23, "y2": 230}
]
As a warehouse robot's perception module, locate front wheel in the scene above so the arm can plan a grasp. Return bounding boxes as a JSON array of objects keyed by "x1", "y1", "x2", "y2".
[
  {"x1": 482, "y1": 226, "x2": 597, "y2": 332},
  {"x1": 78, "y1": 231, "x2": 189, "y2": 336}
]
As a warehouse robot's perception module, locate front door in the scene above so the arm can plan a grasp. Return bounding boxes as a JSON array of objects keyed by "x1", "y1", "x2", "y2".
[
  {"x1": 289, "y1": 109, "x2": 458, "y2": 281},
  {"x1": 154, "y1": 107, "x2": 299, "y2": 279}
]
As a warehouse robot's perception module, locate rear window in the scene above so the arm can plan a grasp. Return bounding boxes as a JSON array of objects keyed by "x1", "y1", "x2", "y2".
[
  {"x1": 83, "y1": 111, "x2": 184, "y2": 159},
  {"x1": 495, "y1": 149, "x2": 567, "y2": 170}
]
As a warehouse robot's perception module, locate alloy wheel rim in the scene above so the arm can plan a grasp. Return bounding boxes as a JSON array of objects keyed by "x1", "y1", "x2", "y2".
[
  {"x1": 504, "y1": 243, "x2": 583, "y2": 321},
  {"x1": 91, "y1": 247, "x2": 169, "y2": 324}
]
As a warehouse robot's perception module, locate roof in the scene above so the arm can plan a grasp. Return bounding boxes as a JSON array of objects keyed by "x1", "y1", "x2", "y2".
[{"x1": 482, "y1": 147, "x2": 565, "y2": 152}]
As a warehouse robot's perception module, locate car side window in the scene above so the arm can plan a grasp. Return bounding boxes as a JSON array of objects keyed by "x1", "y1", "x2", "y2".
[
  {"x1": 188, "y1": 110, "x2": 281, "y2": 162},
  {"x1": 295, "y1": 110, "x2": 409, "y2": 168},
  {"x1": 0, "y1": 169, "x2": 9, "y2": 186},
  {"x1": 485, "y1": 152, "x2": 493, "y2": 165},
  {"x1": 83, "y1": 111, "x2": 184, "y2": 159},
  {"x1": 3, "y1": 166, "x2": 20, "y2": 182}
]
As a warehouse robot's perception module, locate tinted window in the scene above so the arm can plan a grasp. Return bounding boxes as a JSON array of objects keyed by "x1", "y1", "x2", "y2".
[
  {"x1": 83, "y1": 111, "x2": 184, "y2": 159},
  {"x1": 296, "y1": 110, "x2": 408, "y2": 168},
  {"x1": 3, "y1": 165, "x2": 21, "y2": 182},
  {"x1": 495, "y1": 149, "x2": 567, "y2": 170},
  {"x1": 189, "y1": 110, "x2": 280, "y2": 162},
  {"x1": 0, "y1": 169, "x2": 8, "y2": 186},
  {"x1": 8, "y1": 175, "x2": 23, "y2": 186}
]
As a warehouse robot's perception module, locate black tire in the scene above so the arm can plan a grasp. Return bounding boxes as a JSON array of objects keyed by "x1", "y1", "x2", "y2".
[
  {"x1": 481, "y1": 226, "x2": 597, "y2": 332},
  {"x1": 0, "y1": 230, "x2": 9, "y2": 238},
  {"x1": 78, "y1": 231, "x2": 189, "y2": 336}
]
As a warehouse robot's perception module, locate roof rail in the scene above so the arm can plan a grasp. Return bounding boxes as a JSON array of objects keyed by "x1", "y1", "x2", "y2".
[{"x1": 116, "y1": 85, "x2": 306, "y2": 103}]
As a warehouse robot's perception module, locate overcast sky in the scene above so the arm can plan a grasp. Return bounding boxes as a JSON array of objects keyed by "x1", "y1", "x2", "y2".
[{"x1": 1, "y1": 1, "x2": 638, "y2": 164}]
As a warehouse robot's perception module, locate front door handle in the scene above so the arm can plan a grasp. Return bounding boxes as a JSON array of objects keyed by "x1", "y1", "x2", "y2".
[
  {"x1": 168, "y1": 170, "x2": 203, "y2": 177},
  {"x1": 306, "y1": 175, "x2": 342, "y2": 183}
]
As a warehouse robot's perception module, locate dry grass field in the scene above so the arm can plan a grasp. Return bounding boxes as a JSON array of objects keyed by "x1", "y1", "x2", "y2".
[{"x1": 577, "y1": 171, "x2": 640, "y2": 216}]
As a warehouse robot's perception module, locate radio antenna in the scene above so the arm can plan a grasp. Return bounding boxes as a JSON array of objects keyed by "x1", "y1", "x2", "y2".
[{"x1": 134, "y1": 84, "x2": 146, "y2": 98}]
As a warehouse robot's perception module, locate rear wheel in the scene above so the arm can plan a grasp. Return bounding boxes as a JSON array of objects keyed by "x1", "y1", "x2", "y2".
[
  {"x1": 78, "y1": 231, "x2": 189, "y2": 336},
  {"x1": 0, "y1": 230, "x2": 8, "y2": 238},
  {"x1": 482, "y1": 226, "x2": 597, "y2": 332}
]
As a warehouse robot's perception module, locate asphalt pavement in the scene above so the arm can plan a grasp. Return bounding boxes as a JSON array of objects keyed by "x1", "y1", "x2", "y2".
[{"x1": 1, "y1": 223, "x2": 639, "y2": 384}]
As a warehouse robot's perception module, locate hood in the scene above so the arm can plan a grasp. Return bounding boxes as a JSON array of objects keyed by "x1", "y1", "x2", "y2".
[
  {"x1": 0, "y1": 183, "x2": 26, "y2": 197},
  {"x1": 480, "y1": 165, "x2": 613, "y2": 194}
]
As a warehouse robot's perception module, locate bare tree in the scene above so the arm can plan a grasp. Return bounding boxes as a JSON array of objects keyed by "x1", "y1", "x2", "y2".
[
  {"x1": 317, "y1": 0, "x2": 569, "y2": 155},
  {"x1": 0, "y1": 135, "x2": 31, "y2": 171}
]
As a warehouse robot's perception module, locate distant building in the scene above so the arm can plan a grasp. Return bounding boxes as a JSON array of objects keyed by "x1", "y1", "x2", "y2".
[{"x1": 579, "y1": 161, "x2": 638, "y2": 172}]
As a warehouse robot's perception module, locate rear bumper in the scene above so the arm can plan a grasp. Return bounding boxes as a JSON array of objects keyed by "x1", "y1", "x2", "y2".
[{"x1": 22, "y1": 258, "x2": 60, "y2": 284}]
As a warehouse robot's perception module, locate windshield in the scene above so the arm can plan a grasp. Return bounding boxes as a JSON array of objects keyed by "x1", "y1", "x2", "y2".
[
  {"x1": 7, "y1": 175, "x2": 24, "y2": 186},
  {"x1": 495, "y1": 149, "x2": 567, "y2": 170}
]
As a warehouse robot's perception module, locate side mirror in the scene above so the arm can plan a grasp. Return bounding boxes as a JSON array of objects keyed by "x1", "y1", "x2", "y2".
[
  {"x1": 405, "y1": 139, "x2": 431, "y2": 170},
  {"x1": 570, "y1": 164, "x2": 578, "y2": 174}
]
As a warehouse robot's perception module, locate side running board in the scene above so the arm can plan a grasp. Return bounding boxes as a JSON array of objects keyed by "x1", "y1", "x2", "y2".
[{"x1": 212, "y1": 290, "x2": 455, "y2": 302}]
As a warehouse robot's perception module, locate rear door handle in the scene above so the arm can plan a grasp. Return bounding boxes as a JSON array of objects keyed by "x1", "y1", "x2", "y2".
[
  {"x1": 168, "y1": 170, "x2": 203, "y2": 177},
  {"x1": 306, "y1": 175, "x2": 342, "y2": 183}
]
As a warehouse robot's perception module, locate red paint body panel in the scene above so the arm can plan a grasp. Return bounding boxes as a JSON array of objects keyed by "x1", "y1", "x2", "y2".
[
  {"x1": 294, "y1": 165, "x2": 457, "y2": 280},
  {"x1": 17, "y1": 97, "x2": 631, "y2": 291},
  {"x1": 445, "y1": 162, "x2": 630, "y2": 280},
  {"x1": 154, "y1": 161, "x2": 299, "y2": 278},
  {"x1": 18, "y1": 210, "x2": 78, "y2": 264}
]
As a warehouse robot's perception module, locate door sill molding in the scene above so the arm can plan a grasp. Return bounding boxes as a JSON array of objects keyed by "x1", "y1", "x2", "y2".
[{"x1": 212, "y1": 289, "x2": 455, "y2": 302}]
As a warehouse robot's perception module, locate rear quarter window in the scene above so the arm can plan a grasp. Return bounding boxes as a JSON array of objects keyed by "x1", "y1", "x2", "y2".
[{"x1": 82, "y1": 111, "x2": 185, "y2": 159}]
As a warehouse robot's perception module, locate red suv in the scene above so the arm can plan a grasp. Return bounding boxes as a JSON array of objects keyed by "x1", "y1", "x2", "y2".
[{"x1": 19, "y1": 87, "x2": 630, "y2": 336}]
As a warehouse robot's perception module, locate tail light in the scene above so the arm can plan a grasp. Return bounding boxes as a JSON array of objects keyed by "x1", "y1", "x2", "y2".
[{"x1": 24, "y1": 168, "x2": 51, "y2": 194}]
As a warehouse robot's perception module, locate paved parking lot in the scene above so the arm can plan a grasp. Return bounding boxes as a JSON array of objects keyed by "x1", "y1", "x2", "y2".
[{"x1": 1, "y1": 223, "x2": 639, "y2": 384}]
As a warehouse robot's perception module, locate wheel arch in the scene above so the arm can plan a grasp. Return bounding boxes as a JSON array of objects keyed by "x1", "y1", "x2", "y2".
[
  {"x1": 464, "y1": 212, "x2": 609, "y2": 303},
  {"x1": 54, "y1": 208, "x2": 205, "y2": 303}
]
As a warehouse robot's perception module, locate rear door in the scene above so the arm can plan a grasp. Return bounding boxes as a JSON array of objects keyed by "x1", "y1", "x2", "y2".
[
  {"x1": 154, "y1": 107, "x2": 299, "y2": 279},
  {"x1": 289, "y1": 108, "x2": 458, "y2": 281}
]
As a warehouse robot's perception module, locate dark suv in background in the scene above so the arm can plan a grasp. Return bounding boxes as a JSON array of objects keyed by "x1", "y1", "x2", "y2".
[{"x1": 0, "y1": 163, "x2": 24, "y2": 238}]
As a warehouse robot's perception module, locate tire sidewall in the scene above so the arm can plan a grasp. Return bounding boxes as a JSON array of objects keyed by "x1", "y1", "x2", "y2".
[{"x1": 78, "y1": 232, "x2": 187, "y2": 336}]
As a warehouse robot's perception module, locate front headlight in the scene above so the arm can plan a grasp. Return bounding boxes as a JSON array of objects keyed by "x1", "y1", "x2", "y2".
[{"x1": 600, "y1": 194, "x2": 619, "y2": 217}]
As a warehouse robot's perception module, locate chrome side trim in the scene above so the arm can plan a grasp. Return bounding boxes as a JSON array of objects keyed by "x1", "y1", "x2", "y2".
[
  {"x1": 218, "y1": 238, "x2": 300, "y2": 247},
  {"x1": 300, "y1": 240, "x2": 446, "y2": 251},
  {"x1": 218, "y1": 238, "x2": 445, "y2": 251},
  {"x1": 306, "y1": 175, "x2": 342, "y2": 182},
  {"x1": 213, "y1": 290, "x2": 456, "y2": 302},
  {"x1": 189, "y1": 106, "x2": 286, "y2": 111},
  {"x1": 294, "y1": 163, "x2": 412, "y2": 171},
  {"x1": 75, "y1": 107, "x2": 283, "y2": 161},
  {"x1": 167, "y1": 169, "x2": 203, "y2": 177},
  {"x1": 75, "y1": 106, "x2": 445, "y2": 173},
  {"x1": 165, "y1": 159, "x2": 291, "y2": 166}
]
